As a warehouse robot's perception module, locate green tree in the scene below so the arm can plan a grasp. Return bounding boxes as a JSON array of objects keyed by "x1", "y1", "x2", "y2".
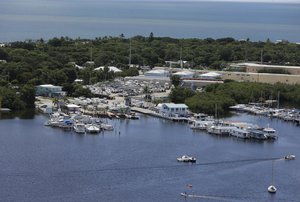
[
  {"x1": 20, "y1": 84, "x2": 36, "y2": 108},
  {"x1": 170, "y1": 75, "x2": 181, "y2": 87}
]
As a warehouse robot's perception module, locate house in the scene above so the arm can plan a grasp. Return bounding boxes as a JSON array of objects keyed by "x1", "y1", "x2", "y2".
[
  {"x1": 144, "y1": 69, "x2": 169, "y2": 77},
  {"x1": 172, "y1": 70, "x2": 194, "y2": 78},
  {"x1": 94, "y1": 66, "x2": 122, "y2": 73},
  {"x1": 65, "y1": 104, "x2": 81, "y2": 113},
  {"x1": 157, "y1": 103, "x2": 188, "y2": 118},
  {"x1": 36, "y1": 84, "x2": 66, "y2": 97}
]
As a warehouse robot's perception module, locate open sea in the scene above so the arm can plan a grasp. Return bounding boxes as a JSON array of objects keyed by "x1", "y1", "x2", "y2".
[
  {"x1": 0, "y1": 1, "x2": 300, "y2": 42},
  {"x1": 0, "y1": 111, "x2": 299, "y2": 202}
]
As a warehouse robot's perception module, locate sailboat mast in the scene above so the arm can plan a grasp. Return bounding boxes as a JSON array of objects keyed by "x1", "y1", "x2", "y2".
[
  {"x1": 277, "y1": 91, "x2": 280, "y2": 109},
  {"x1": 90, "y1": 47, "x2": 93, "y2": 61},
  {"x1": 271, "y1": 160, "x2": 274, "y2": 184},
  {"x1": 180, "y1": 47, "x2": 183, "y2": 68},
  {"x1": 215, "y1": 104, "x2": 218, "y2": 120}
]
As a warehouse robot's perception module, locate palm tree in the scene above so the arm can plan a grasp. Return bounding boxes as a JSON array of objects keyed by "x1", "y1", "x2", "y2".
[
  {"x1": 143, "y1": 86, "x2": 151, "y2": 102},
  {"x1": 52, "y1": 97, "x2": 59, "y2": 109}
]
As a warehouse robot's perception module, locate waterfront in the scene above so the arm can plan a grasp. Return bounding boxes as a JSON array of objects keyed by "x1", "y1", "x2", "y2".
[{"x1": 0, "y1": 112, "x2": 299, "y2": 201}]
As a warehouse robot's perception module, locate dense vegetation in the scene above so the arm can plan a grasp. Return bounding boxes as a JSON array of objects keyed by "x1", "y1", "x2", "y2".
[
  {"x1": 1, "y1": 35, "x2": 300, "y2": 109},
  {"x1": 170, "y1": 82, "x2": 300, "y2": 115}
]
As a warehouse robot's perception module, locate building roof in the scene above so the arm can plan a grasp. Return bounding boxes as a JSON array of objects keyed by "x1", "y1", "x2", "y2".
[
  {"x1": 94, "y1": 66, "x2": 122, "y2": 73},
  {"x1": 38, "y1": 84, "x2": 62, "y2": 88},
  {"x1": 145, "y1": 69, "x2": 169, "y2": 74},
  {"x1": 163, "y1": 103, "x2": 188, "y2": 108},
  {"x1": 232, "y1": 63, "x2": 300, "y2": 69},
  {"x1": 66, "y1": 104, "x2": 81, "y2": 108},
  {"x1": 173, "y1": 71, "x2": 194, "y2": 76},
  {"x1": 200, "y1": 72, "x2": 222, "y2": 77}
]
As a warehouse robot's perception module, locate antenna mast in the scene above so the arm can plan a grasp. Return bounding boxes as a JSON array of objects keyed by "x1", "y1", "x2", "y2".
[
  {"x1": 180, "y1": 47, "x2": 183, "y2": 68},
  {"x1": 90, "y1": 47, "x2": 93, "y2": 61},
  {"x1": 129, "y1": 38, "x2": 132, "y2": 67}
]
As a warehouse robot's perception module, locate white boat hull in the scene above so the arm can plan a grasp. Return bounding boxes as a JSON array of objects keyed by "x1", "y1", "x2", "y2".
[{"x1": 268, "y1": 185, "x2": 277, "y2": 193}]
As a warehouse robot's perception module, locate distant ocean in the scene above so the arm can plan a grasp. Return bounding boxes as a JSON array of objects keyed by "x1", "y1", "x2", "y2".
[{"x1": 0, "y1": 1, "x2": 300, "y2": 42}]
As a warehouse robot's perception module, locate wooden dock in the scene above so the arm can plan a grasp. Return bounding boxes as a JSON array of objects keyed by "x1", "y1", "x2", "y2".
[{"x1": 131, "y1": 107, "x2": 189, "y2": 122}]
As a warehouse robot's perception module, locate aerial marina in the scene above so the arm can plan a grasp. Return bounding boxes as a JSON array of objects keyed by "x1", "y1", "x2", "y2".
[
  {"x1": 1, "y1": 1, "x2": 300, "y2": 201},
  {"x1": 37, "y1": 78, "x2": 300, "y2": 142}
]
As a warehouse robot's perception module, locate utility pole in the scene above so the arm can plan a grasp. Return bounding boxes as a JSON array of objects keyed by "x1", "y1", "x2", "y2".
[
  {"x1": 180, "y1": 47, "x2": 183, "y2": 68},
  {"x1": 90, "y1": 47, "x2": 93, "y2": 61},
  {"x1": 277, "y1": 91, "x2": 280, "y2": 109},
  {"x1": 129, "y1": 38, "x2": 132, "y2": 67}
]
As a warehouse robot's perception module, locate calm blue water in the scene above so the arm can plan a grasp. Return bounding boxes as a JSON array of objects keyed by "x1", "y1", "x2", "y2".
[
  {"x1": 0, "y1": 1, "x2": 300, "y2": 42},
  {"x1": 0, "y1": 112, "x2": 299, "y2": 202}
]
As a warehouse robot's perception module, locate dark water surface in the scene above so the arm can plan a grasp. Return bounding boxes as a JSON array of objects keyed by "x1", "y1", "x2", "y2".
[
  {"x1": 0, "y1": 112, "x2": 299, "y2": 202},
  {"x1": 1, "y1": 1, "x2": 300, "y2": 42}
]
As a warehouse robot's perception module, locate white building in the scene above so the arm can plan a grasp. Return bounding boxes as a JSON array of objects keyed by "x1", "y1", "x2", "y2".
[
  {"x1": 36, "y1": 84, "x2": 66, "y2": 97},
  {"x1": 172, "y1": 70, "x2": 194, "y2": 78},
  {"x1": 144, "y1": 69, "x2": 170, "y2": 77},
  {"x1": 157, "y1": 103, "x2": 188, "y2": 118},
  {"x1": 94, "y1": 66, "x2": 122, "y2": 73},
  {"x1": 66, "y1": 104, "x2": 81, "y2": 113},
  {"x1": 199, "y1": 72, "x2": 222, "y2": 79}
]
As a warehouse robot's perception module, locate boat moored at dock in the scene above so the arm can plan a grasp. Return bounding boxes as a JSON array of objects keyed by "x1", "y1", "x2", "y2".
[{"x1": 73, "y1": 123, "x2": 86, "y2": 134}]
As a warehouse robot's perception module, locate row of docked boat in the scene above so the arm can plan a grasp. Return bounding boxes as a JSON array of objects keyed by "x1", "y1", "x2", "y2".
[
  {"x1": 190, "y1": 116, "x2": 278, "y2": 140},
  {"x1": 229, "y1": 104, "x2": 300, "y2": 125},
  {"x1": 44, "y1": 112, "x2": 114, "y2": 134}
]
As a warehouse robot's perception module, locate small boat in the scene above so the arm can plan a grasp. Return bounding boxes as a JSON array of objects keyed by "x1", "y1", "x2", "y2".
[
  {"x1": 190, "y1": 120, "x2": 214, "y2": 130},
  {"x1": 73, "y1": 123, "x2": 86, "y2": 134},
  {"x1": 180, "y1": 192, "x2": 188, "y2": 197},
  {"x1": 177, "y1": 155, "x2": 196, "y2": 163},
  {"x1": 100, "y1": 123, "x2": 114, "y2": 131},
  {"x1": 85, "y1": 124, "x2": 100, "y2": 134},
  {"x1": 284, "y1": 154, "x2": 296, "y2": 160},
  {"x1": 268, "y1": 185, "x2": 277, "y2": 193}
]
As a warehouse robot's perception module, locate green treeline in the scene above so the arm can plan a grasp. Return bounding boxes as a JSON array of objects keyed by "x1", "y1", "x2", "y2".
[
  {"x1": 1, "y1": 35, "x2": 300, "y2": 109},
  {"x1": 170, "y1": 82, "x2": 300, "y2": 115},
  {"x1": 0, "y1": 85, "x2": 35, "y2": 110}
]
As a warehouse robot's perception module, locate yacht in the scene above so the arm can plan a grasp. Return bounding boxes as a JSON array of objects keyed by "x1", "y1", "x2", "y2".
[
  {"x1": 262, "y1": 126, "x2": 278, "y2": 139},
  {"x1": 85, "y1": 124, "x2": 100, "y2": 134},
  {"x1": 190, "y1": 120, "x2": 214, "y2": 130},
  {"x1": 229, "y1": 128, "x2": 250, "y2": 139},
  {"x1": 207, "y1": 125, "x2": 236, "y2": 136},
  {"x1": 248, "y1": 129, "x2": 268, "y2": 140},
  {"x1": 73, "y1": 123, "x2": 86, "y2": 134}
]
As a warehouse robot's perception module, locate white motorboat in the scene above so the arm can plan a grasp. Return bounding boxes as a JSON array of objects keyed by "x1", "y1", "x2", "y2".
[
  {"x1": 100, "y1": 123, "x2": 114, "y2": 131},
  {"x1": 85, "y1": 124, "x2": 100, "y2": 134},
  {"x1": 263, "y1": 125, "x2": 278, "y2": 139},
  {"x1": 177, "y1": 155, "x2": 196, "y2": 163},
  {"x1": 284, "y1": 154, "x2": 296, "y2": 160},
  {"x1": 190, "y1": 120, "x2": 214, "y2": 130},
  {"x1": 207, "y1": 125, "x2": 235, "y2": 136},
  {"x1": 268, "y1": 185, "x2": 277, "y2": 193},
  {"x1": 229, "y1": 128, "x2": 250, "y2": 139},
  {"x1": 73, "y1": 123, "x2": 86, "y2": 134}
]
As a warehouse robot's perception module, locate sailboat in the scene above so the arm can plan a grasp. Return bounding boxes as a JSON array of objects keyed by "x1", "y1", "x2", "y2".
[{"x1": 268, "y1": 161, "x2": 277, "y2": 193}]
